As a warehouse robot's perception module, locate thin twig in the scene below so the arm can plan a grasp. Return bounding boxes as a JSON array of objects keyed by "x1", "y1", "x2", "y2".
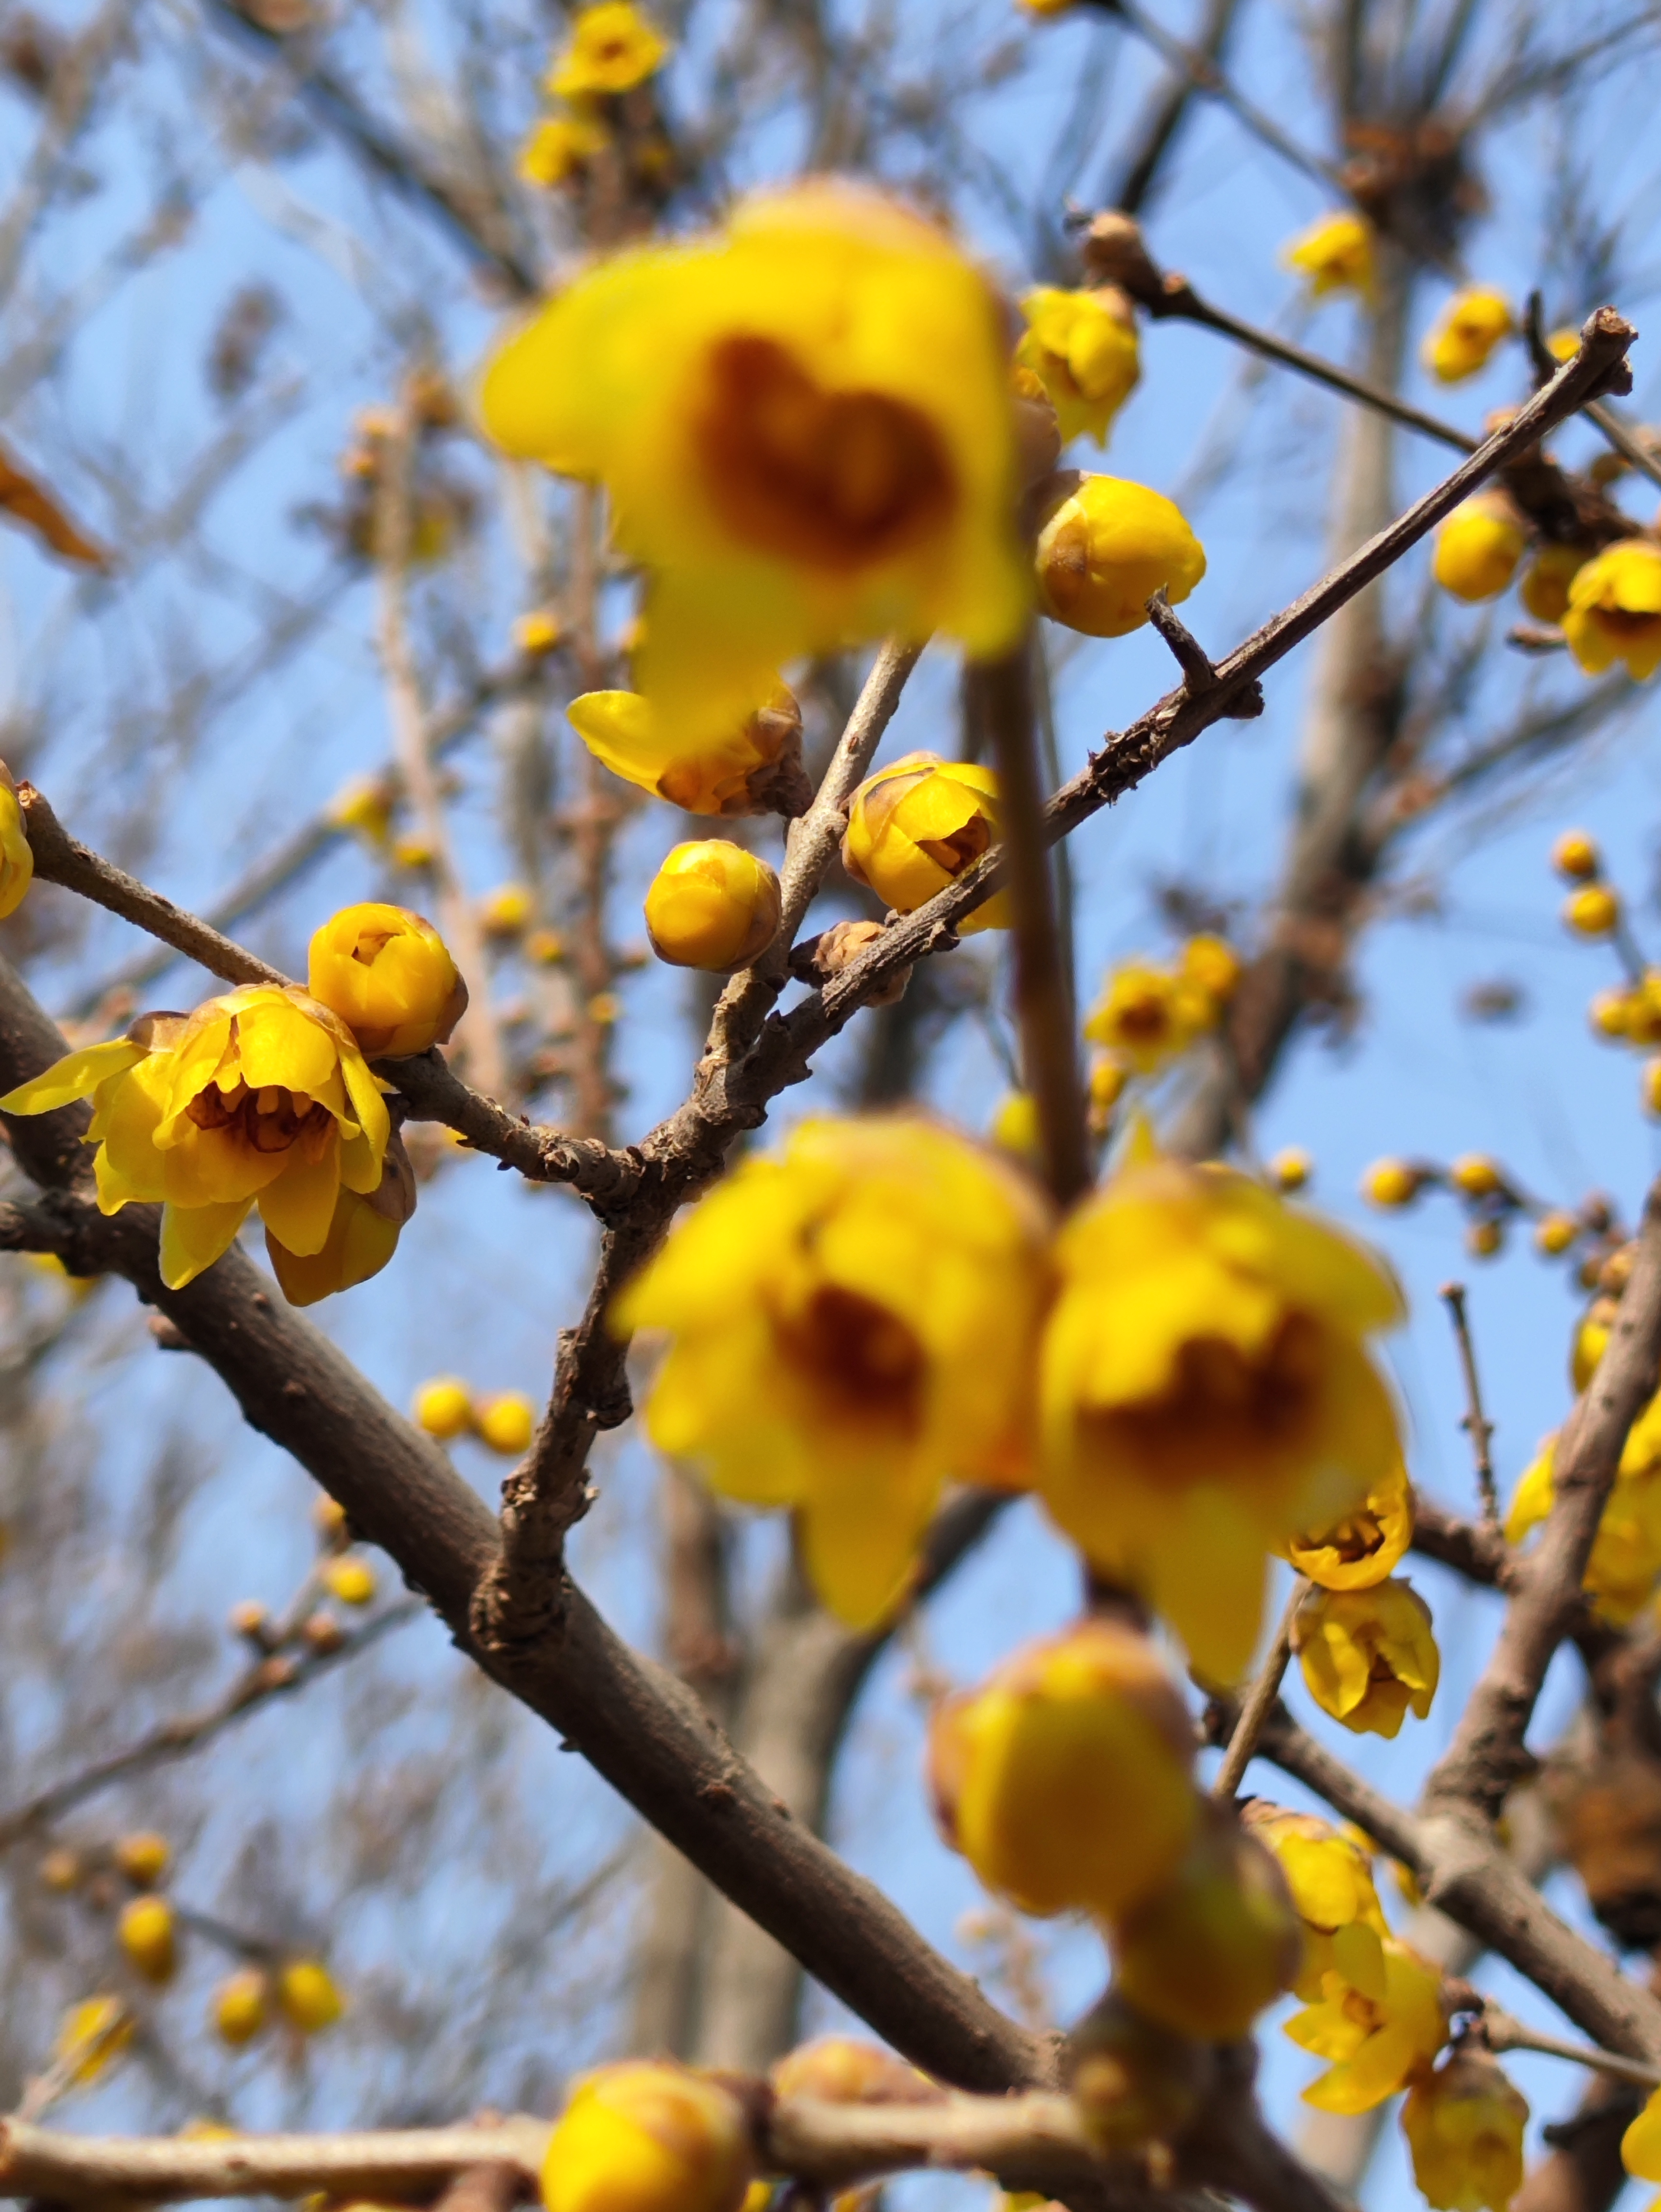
[
  {"x1": 1440, "y1": 1282, "x2": 1500, "y2": 1527},
  {"x1": 1478, "y1": 2006, "x2": 1661, "y2": 2090},
  {"x1": 1213, "y1": 1577, "x2": 1306, "y2": 1800},
  {"x1": 1144, "y1": 588, "x2": 1263, "y2": 716}
]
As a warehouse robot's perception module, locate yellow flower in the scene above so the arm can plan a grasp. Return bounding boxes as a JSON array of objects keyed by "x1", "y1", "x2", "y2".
[
  {"x1": 769, "y1": 2037, "x2": 929, "y2": 2104},
  {"x1": 0, "y1": 988, "x2": 392, "y2": 1294},
  {"x1": 644, "y1": 841, "x2": 781, "y2": 972},
  {"x1": 842, "y1": 753, "x2": 1009, "y2": 931},
  {"x1": 266, "y1": 1141, "x2": 415, "y2": 1308},
  {"x1": 547, "y1": 3, "x2": 668, "y2": 99},
  {"x1": 1285, "y1": 1459, "x2": 1413, "y2": 1590},
  {"x1": 1563, "y1": 882, "x2": 1620, "y2": 936},
  {"x1": 1423, "y1": 288, "x2": 1514, "y2": 383},
  {"x1": 1038, "y1": 1154, "x2": 1402, "y2": 1683},
  {"x1": 277, "y1": 1958, "x2": 343, "y2": 2033},
  {"x1": 1535, "y1": 1211, "x2": 1578, "y2": 1255},
  {"x1": 1240, "y1": 1803, "x2": 1390, "y2": 2004},
  {"x1": 1623, "y1": 2085, "x2": 1661, "y2": 2182},
  {"x1": 1286, "y1": 1937, "x2": 1448, "y2": 2112},
  {"x1": 113, "y1": 1831, "x2": 170, "y2": 1886},
  {"x1": 1403, "y1": 2053, "x2": 1528, "y2": 2212},
  {"x1": 1033, "y1": 472, "x2": 1205, "y2": 639},
  {"x1": 1269, "y1": 1147, "x2": 1313, "y2": 1194},
  {"x1": 567, "y1": 686, "x2": 805, "y2": 817},
  {"x1": 1362, "y1": 1157, "x2": 1422, "y2": 1208},
  {"x1": 1450, "y1": 1153, "x2": 1503, "y2": 1198},
  {"x1": 1181, "y1": 933, "x2": 1242, "y2": 1006},
  {"x1": 1563, "y1": 541, "x2": 1661, "y2": 680},
  {"x1": 55, "y1": 1995, "x2": 132, "y2": 2086},
  {"x1": 481, "y1": 883, "x2": 534, "y2": 938},
  {"x1": 481, "y1": 184, "x2": 1027, "y2": 737},
  {"x1": 1083, "y1": 960, "x2": 1213, "y2": 1074},
  {"x1": 990, "y1": 1091, "x2": 1042, "y2": 1165},
  {"x1": 1088, "y1": 1055, "x2": 1129, "y2": 1113},
  {"x1": 519, "y1": 109, "x2": 609, "y2": 188},
  {"x1": 543, "y1": 2063, "x2": 753, "y2": 2212},
  {"x1": 514, "y1": 608, "x2": 564, "y2": 655},
  {"x1": 321, "y1": 1555, "x2": 376, "y2": 1605},
  {"x1": 613, "y1": 1117, "x2": 1050, "y2": 1629},
  {"x1": 928, "y1": 1618, "x2": 1198, "y2": 1923},
  {"x1": 1552, "y1": 830, "x2": 1600, "y2": 881},
  {"x1": 1281, "y1": 212, "x2": 1375, "y2": 300},
  {"x1": 476, "y1": 1391, "x2": 536, "y2": 1456},
  {"x1": 118, "y1": 1895, "x2": 177, "y2": 1984},
  {"x1": 308, "y1": 903, "x2": 466, "y2": 1059},
  {"x1": 1432, "y1": 495, "x2": 1526, "y2": 603},
  {"x1": 1293, "y1": 1578, "x2": 1440, "y2": 1737},
  {"x1": 1016, "y1": 286, "x2": 1141, "y2": 447},
  {"x1": 213, "y1": 1968, "x2": 270, "y2": 2048},
  {"x1": 1506, "y1": 1398, "x2": 1661, "y2": 1625},
  {"x1": 1520, "y1": 543, "x2": 1590, "y2": 624},
  {"x1": 0, "y1": 770, "x2": 33, "y2": 920},
  {"x1": 1111, "y1": 1807, "x2": 1301, "y2": 2040}
]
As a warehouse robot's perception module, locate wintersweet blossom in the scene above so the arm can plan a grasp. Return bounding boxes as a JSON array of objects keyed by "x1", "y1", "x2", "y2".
[
  {"x1": 1423, "y1": 288, "x2": 1513, "y2": 383},
  {"x1": 842, "y1": 753, "x2": 1009, "y2": 931},
  {"x1": 1287, "y1": 1937, "x2": 1448, "y2": 2112},
  {"x1": 1293, "y1": 1578, "x2": 1440, "y2": 1737},
  {"x1": 543, "y1": 2063, "x2": 752, "y2": 2212},
  {"x1": 546, "y1": 4, "x2": 668, "y2": 100},
  {"x1": 567, "y1": 686, "x2": 806, "y2": 817},
  {"x1": 1032, "y1": 472, "x2": 1205, "y2": 639},
  {"x1": 0, "y1": 766, "x2": 32, "y2": 920},
  {"x1": 1281, "y1": 211, "x2": 1375, "y2": 300},
  {"x1": 1016, "y1": 286, "x2": 1141, "y2": 446},
  {"x1": 307, "y1": 903, "x2": 465, "y2": 1058},
  {"x1": 1285, "y1": 1459, "x2": 1414, "y2": 1589},
  {"x1": 1241, "y1": 1802, "x2": 1390, "y2": 2003},
  {"x1": 1562, "y1": 541, "x2": 1661, "y2": 681},
  {"x1": 1111, "y1": 1807, "x2": 1301, "y2": 2039},
  {"x1": 1402, "y1": 2054, "x2": 1528, "y2": 2212},
  {"x1": 643, "y1": 841, "x2": 780, "y2": 972}
]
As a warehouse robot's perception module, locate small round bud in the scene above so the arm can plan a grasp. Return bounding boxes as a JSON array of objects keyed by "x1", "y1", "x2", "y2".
[
  {"x1": 1362, "y1": 1159, "x2": 1421, "y2": 1209},
  {"x1": 1111, "y1": 1807, "x2": 1301, "y2": 2040},
  {"x1": 990, "y1": 1092, "x2": 1042, "y2": 1165},
  {"x1": 321, "y1": 1556, "x2": 376, "y2": 1606},
  {"x1": 326, "y1": 776, "x2": 394, "y2": 848},
  {"x1": 1431, "y1": 496, "x2": 1525, "y2": 603},
  {"x1": 308, "y1": 903, "x2": 467, "y2": 1058},
  {"x1": 476, "y1": 1391, "x2": 536, "y2": 1457},
  {"x1": 770, "y1": 2038, "x2": 932, "y2": 2105},
  {"x1": 481, "y1": 883, "x2": 534, "y2": 938},
  {"x1": 1522, "y1": 547, "x2": 1589, "y2": 625},
  {"x1": 1590, "y1": 987, "x2": 1634, "y2": 1039},
  {"x1": 1032, "y1": 472, "x2": 1206, "y2": 639},
  {"x1": 40, "y1": 1847, "x2": 81, "y2": 1891},
  {"x1": 118, "y1": 1896, "x2": 177, "y2": 1984},
  {"x1": 1449, "y1": 1154, "x2": 1503, "y2": 1199},
  {"x1": 414, "y1": 1376, "x2": 474, "y2": 1440},
  {"x1": 513, "y1": 609, "x2": 563, "y2": 657},
  {"x1": 213, "y1": 1968, "x2": 270, "y2": 2047},
  {"x1": 276, "y1": 1958, "x2": 343, "y2": 2034},
  {"x1": 1181, "y1": 933, "x2": 1241, "y2": 1005},
  {"x1": 229, "y1": 1599, "x2": 270, "y2": 1640},
  {"x1": 644, "y1": 841, "x2": 782, "y2": 973},
  {"x1": 1088, "y1": 1056, "x2": 1129, "y2": 1111},
  {"x1": 313, "y1": 1494, "x2": 349, "y2": 1543},
  {"x1": 1422, "y1": 287, "x2": 1513, "y2": 384},
  {"x1": 1402, "y1": 2052, "x2": 1528, "y2": 2212},
  {"x1": 55, "y1": 1996, "x2": 132, "y2": 2086},
  {"x1": 542, "y1": 2062, "x2": 753, "y2": 2212},
  {"x1": 300, "y1": 1612, "x2": 346, "y2": 1654},
  {"x1": 1268, "y1": 1146, "x2": 1313, "y2": 1194},
  {"x1": 1600, "y1": 1244, "x2": 1635, "y2": 1295},
  {"x1": 1466, "y1": 1218, "x2": 1503, "y2": 1260},
  {"x1": 1564, "y1": 884, "x2": 1620, "y2": 937},
  {"x1": 1534, "y1": 1212, "x2": 1578, "y2": 1256},
  {"x1": 525, "y1": 927, "x2": 565, "y2": 965},
  {"x1": 113, "y1": 1832, "x2": 170, "y2": 1888}
]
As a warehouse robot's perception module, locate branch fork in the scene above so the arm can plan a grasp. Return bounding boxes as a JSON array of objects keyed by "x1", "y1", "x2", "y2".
[{"x1": 1144, "y1": 591, "x2": 1263, "y2": 718}]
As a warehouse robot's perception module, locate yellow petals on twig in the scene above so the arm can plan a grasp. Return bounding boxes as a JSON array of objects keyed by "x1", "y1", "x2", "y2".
[
  {"x1": 842, "y1": 753, "x2": 1008, "y2": 931},
  {"x1": 1432, "y1": 496, "x2": 1525, "y2": 604},
  {"x1": 1423, "y1": 288, "x2": 1513, "y2": 384},
  {"x1": 1110, "y1": 1803, "x2": 1301, "y2": 2040},
  {"x1": 1293, "y1": 1578, "x2": 1440, "y2": 1737},
  {"x1": 567, "y1": 686, "x2": 808, "y2": 818},
  {"x1": 0, "y1": 765, "x2": 33, "y2": 921},
  {"x1": 1285, "y1": 1936, "x2": 1448, "y2": 2112},
  {"x1": 1016, "y1": 286, "x2": 1141, "y2": 448},
  {"x1": 1401, "y1": 2052, "x2": 1528, "y2": 2212},
  {"x1": 1083, "y1": 958, "x2": 1213, "y2": 1075},
  {"x1": 308, "y1": 902, "x2": 466, "y2": 1059},
  {"x1": 543, "y1": 2063, "x2": 752, "y2": 2212},
  {"x1": 1562, "y1": 541, "x2": 1661, "y2": 681},
  {"x1": 546, "y1": 3, "x2": 669, "y2": 100},
  {"x1": 1507, "y1": 1391, "x2": 1661, "y2": 1624},
  {"x1": 1032, "y1": 472, "x2": 1205, "y2": 639},
  {"x1": 1281, "y1": 212, "x2": 1375, "y2": 301},
  {"x1": 518, "y1": 109, "x2": 609, "y2": 189},
  {"x1": 1285, "y1": 1460, "x2": 1414, "y2": 1591},
  {"x1": 1241, "y1": 1803, "x2": 1390, "y2": 2005}
]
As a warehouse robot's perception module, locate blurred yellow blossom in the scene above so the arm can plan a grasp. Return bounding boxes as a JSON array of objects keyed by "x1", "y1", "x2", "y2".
[
  {"x1": 547, "y1": 4, "x2": 668, "y2": 99},
  {"x1": 1293, "y1": 1578, "x2": 1440, "y2": 1737},
  {"x1": 1083, "y1": 959, "x2": 1212, "y2": 1074},
  {"x1": 113, "y1": 1832, "x2": 170, "y2": 1886},
  {"x1": 1270, "y1": 1147, "x2": 1313, "y2": 1194},
  {"x1": 476, "y1": 1392, "x2": 537, "y2": 1456},
  {"x1": 842, "y1": 753, "x2": 1009, "y2": 931},
  {"x1": 321, "y1": 1555, "x2": 376, "y2": 1606},
  {"x1": 1111, "y1": 1807, "x2": 1301, "y2": 2039},
  {"x1": 1552, "y1": 829, "x2": 1601, "y2": 880},
  {"x1": 55, "y1": 1995, "x2": 132, "y2": 2086},
  {"x1": 277, "y1": 1959, "x2": 343, "y2": 2034},
  {"x1": 1281, "y1": 211, "x2": 1374, "y2": 300},
  {"x1": 1507, "y1": 1394, "x2": 1661, "y2": 1625},
  {"x1": 481, "y1": 884, "x2": 534, "y2": 938},
  {"x1": 1563, "y1": 882, "x2": 1620, "y2": 936},
  {"x1": 414, "y1": 1376, "x2": 473, "y2": 1438},
  {"x1": 1033, "y1": 472, "x2": 1206, "y2": 639},
  {"x1": 1286, "y1": 1937, "x2": 1447, "y2": 2111},
  {"x1": 1520, "y1": 543, "x2": 1590, "y2": 624},
  {"x1": 1423, "y1": 288, "x2": 1513, "y2": 383},
  {"x1": 990, "y1": 1090, "x2": 1042, "y2": 1165},
  {"x1": 213, "y1": 1968, "x2": 270, "y2": 2047},
  {"x1": 1562, "y1": 541, "x2": 1661, "y2": 681},
  {"x1": 543, "y1": 2062, "x2": 752, "y2": 2212},
  {"x1": 1016, "y1": 286, "x2": 1140, "y2": 446},
  {"x1": 1402, "y1": 2053, "x2": 1528, "y2": 2212},
  {"x1": 568, "y1": 686, "x2": 805, "y2": 817},
  {"x1": 519, "y1": 110, "x2": 609, "y2": 188},
  {"x1": 118, "y1": 1895, "x2": 177, "y2": 1984},
  {"x1": 1362, "y1": 1158, "x2": 1423, "y2": 1208}
]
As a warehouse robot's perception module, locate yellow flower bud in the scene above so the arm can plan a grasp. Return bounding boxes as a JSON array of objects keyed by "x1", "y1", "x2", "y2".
[
  {"x1": 1240, "y1": 1802, "x2": 1389, "y2": 2004},
  {"x1": 1293, "y1": 1578, "x2": 1440, "y2": 1737},
  {"x1": 476, "y1": 1391, "x2": 536, "y2": 1456},
  {"x1": 415, "y1": 1376, "x2": 474, "y2": 1440},
  {"x1": 321, "y1": 1555, "x2": 376, "y2": 1606},
  {"x1": 1111, "y1": 1807, "x2": 1301, "y2": 2040},
  {"x1": 1646, "y1": 1058, "x2": 1661, "y2": 1118},
  {"x1": 40, "y1": 1847, "x2": 80, "y2": 1891},
  {"x1": 0, "y1": 770, "x2": 33, "y2": 921},
  {"x1": 644, "y1": 841, "x2": 782, "y2": 973},
  {"x1": 518, "y1": 111, "x2": 609, "y2": 190},
  {"x1": 1362, "y1": 1157, "x2": 1422, "y2": 1208},
  {"x1": 1285, "y1": 1459, "x2": 1413, "y2": 1591},
  {"x1": 308, "y1": 902, "x2": 467, "y2": 1059},
  {"x1": 314, "y1": 1494, "x2": 349, "y2": 1540},
  {"x1": 213, "y1": 1967, "x2": 270, "y2": 2047},
  {"x1": 1547, "y1": 327, "x2": 1580, "y2": 363},
  {"x1": 1064, "y1": 1991, "x2": 1207, "y2": 2156},
  {"x1": 118, "y1": 1895, "x2": 177, "y2": 1984},
  {"x1": 928, "y1": 1618, "x2": 1198, "y2": 1923},
  {"x1": 1402, "y1": 2052, "x2": 1528, "y2": 2212},
  {"x1": 113, "y1": 1831, "x2": 170, "y2": 1887},
  {"x1": 1084, "y1": 960, "x2": 1213, "y2": 1073},
  {"x1": 589, "y1": 992, "x2": 621, "y2": 1025},
  {"x1": 769, "y1": 2038, "x2": 930, "y2": 2104},
  {"x1": 1466, "y1": 1217, "x2": 1503, "y2": 1260},
  {"x1": 277, "y1": 1958, "x2": 343, "y2": 2034},
  {"x1": 1431, "y1": 496, "x2": 1525, "y2": 603},
  {"x1": 1534, "y1": 1211, "x2": 1578, "y2": 1256},
  {"x1": 1564, "y1": 883, "x2": 1620, "y2": 936},
  {"x1": 1280, "y1": 211, "x2": 1374, "y2": 300},
  {"x1": 326, "y1": 775, "x2": 394, "y2": 848},
  {"x1": 514, "y1": 608, "x2": 565, "y2": 654},
  {"x1": 1423, "y1": 287, "x2": 1513, "y2": 383},
  {"x1": 1520, "y1": 543, "x2": 1589, "y2": 624},
  {"x1": 393, "y1": 833, "x2": 435, "y2": 870},
  {"x1": 568, "y1": 687, "x2": 808, "y2": 818},
  {"x1": 1016, "y1": 286, "x2": 1141, "y2": 447},
  {"x1": 542, "y1": 2062, "x2": 753, "y2": 2212},
  {"x1": 1623, "y1": 2085, "x2": 1661, "y2": 2184},
  {"x1": 55, "y1": 1995, "x2": 132, "y2": 2086},
  {"x1": 481, "y1": 883, "x2": 534, "y2": 938},
  {"x1": 525, "y1": 927, "x2": 566, "y2": 966},
  {"x1": 1563, "y1": 541, "x2": 1661, "y2": 681},
  {"x1": 842, "y1": 753, "x2": 1008, "y2": 930},
  {"x1": 1032, "y1": 472, "x2": 1206, "y2": 639},
  {"x1": 546, "y1": 3, "x2": 670, "y2": 99},
  {"x1": 1449, "y1": 1153, "x2": 1503, "y2": 1198},
  {"x1": 1268, "y1": 1146, "x2": 1313, "y2": 1194},
  {"x1": 1590, "y1": 987, "x2": 1633, "y2": 1039},
  {"x1": 1088, "y1": 1056, "x2": 1129, "y2": 1111},
  {"x1": 1180, "y1": 933, "x2": 1241, "y2": 1005},
  {"x1": 990, "y1": 1091, "x2": 1042, "y2": 1164},
  {"x1": 1286, "y1": 1937, "x2": 1448, "y2": 2112}
]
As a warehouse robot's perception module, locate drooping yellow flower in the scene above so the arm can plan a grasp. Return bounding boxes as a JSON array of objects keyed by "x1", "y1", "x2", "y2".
[
  {"x1": 1432, "y1": 495, "x2": 1526, "y2": 603},
  {"x1": 1083, "y1": 960, "x2": 1213, "y2": 1074},
  {"x1": 266, "y1": 1149, "x2": 412, "y2": 1307},
  {"x1": 0, "y1": 769, "x2": 33, "y2": 920},
  {"x1": 1285, "y1": 1460, "x2": 1413, "y2": 1590},
  {"x1": 55, "y1": 1995, "x2": 133, "y2": 2087},
  {"x1": 1520, "y1": 542, "x2": 1590, "y2": 624},
  {"x1": 568, "y1": 686, "x2": 807, "y2": 818},
  {"x1": 1038, "y1": 1153, "x2": 1403, "y2": 1682},
  {"x1": 613, "y1": 1117, "x2": 1051, "y2": 1629},
  {"x1": 1403, "y1": 2053, "x2": 1528, "y2": 2212},
  {"x1": 842, "y1": 753, "x2": 1009, "y2": 931},
  {"x1": 1110, "y1": 1808, "x2": 1301, "y2": 2039},
  {"x1": 1016, "y1": 286, "x2": 1141, "y2": 446},
  {"x1": 928, "y1": 1618, "x2": 1198, "y2": 1923},
  {"x1": 276, "y1": 1958, "x2": 343, "y2": 2033},
  {"x1": 1423, "y1": 288, "x2": 1513, "y2": 383},
  {"x1": 519, "y1": 109, "x2": 610, "y2": 188},
  {"x1": 1240, "y1": 1802, "x2": 1390, "y2": 2004},
  {"x1": 1033, "y1": 472, "x2": 1205, "y2": 639},
  {"x1": 481, "y1": 185, "x2": 1028, "y2": 737},
  {"x1": 543, "y1": 2063, "x2": 753, "y2": 2212},
  {"x1": 546, "y1": 4, "x2": 669, "y2": 100},
  {"x1": 118, "y1": 1895, "x2": 177, "y2": 1984},
  {"x1": 212, "y1": 1968, "x2": 270, "y2": 2047},
  {"x1": 308, "y1": 903, "x2": 466, "y2": 1058},
  {"x1": 1293, "y1": 1578, "x2": 1440, "y2": 1737},
  {"x1": 1562, "y1": 541, "x2": 1661, "y2": 681},
  {"x1": 0, "y1": 988, "x2": 393, "y2": 1294},
  {"x1": 1286, "y1": 1937, "x2": 1448, "y2": 2112},
  {"x1": 644, "y1": 841, "x2": 781, "y2": 972},
  {"x1": 1281, "y1": 212, "x2": 1375, "y2": 300},
  {"x1": 1506, "y1": 1393, "x2": 1661, "y2": 1624}
]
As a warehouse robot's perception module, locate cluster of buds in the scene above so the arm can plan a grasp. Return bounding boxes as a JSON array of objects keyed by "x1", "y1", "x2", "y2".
[
  {"x1": 1361, "y1": 1145, "x2": 1613, "y2": 1269},
  {"x1": 324, "y1": 376, "x2": 475, "y2": 570},
  {"x1": 1554, "y1": 831, "x2": 1661, "y2": 1115},
  {"x1": 517, "y1": 3, "x2": 675, "y2": 204},
  {"x1": 212, "y1": 1956, "x2": 343, "y2": 2047},
  {"x1": 40, "y1": 1830, "x2": 179, "y2": 1991},
  {"x1": 414, "y1": 1375, "x2": 537, "y2": 1456}
]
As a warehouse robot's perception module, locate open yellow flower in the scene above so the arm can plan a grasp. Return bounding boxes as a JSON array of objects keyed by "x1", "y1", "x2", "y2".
[
  {"x1": 518, "y1": 109, "x2": 609, "y2": 189},
  {"x1": 1240, "y1": 1803, "x2": 1390, "y2": 2003},
  {"x1": 1507, "y1": 1392, "x2": 1661, "y2": 1624},
  {"x1": 1433, "y1": 495, "x2": 1526, "y2": 603},
  {"x1": 1403, "y1": 2053, "x2": 1528, "y2": 2212},
  {"x1": 612, "y1": 1117, "x2": 1050, "y2": 1629},
  {"x1": 567, "y1": 686, "x2": 807, "y2": 816},
  {"x1": 1286, "y1": 1937, "x2": 1448, "y2": 2112},
  {"x1": 546, "y1": 3, "x2": 669, "y2": 100},
  {"x1": 1285, "y1": 1460, "x2": 1413, "y2": 1589},
  {"x1": 266, "y1": 1136, "x2": 416, "y2": 1308},
  {"x1": 1562, "y1": 541, "x2": 1661, "y2": 680},
  {"x1": 1038, "y1": 1153, "x2": 1403, "y2": 1682},
  {"x1": 0, "y1": 767, "x2": 33, "y2": 920},
  {"x1": 1033, "y1": 472, "x2": 1205, "y2": 639},
  {"x1": 480, "y1": 184, "x2": 1028, "y2": 737},
  {"x1": 1083, "y1": 960, "x2": 1214, "y2": 1074},
  {"x1": 0, "y1": 987, "x2": 391, "y2": 1293},
  {"x1": 1293, "y1": 1578, "x2": 1440, "y2": 1737},
  {"x1": 543, "y1": 2062, "x2": 752, "y2": 2212},
  {"x1": 308, "y1": 903, "x2": 466, "y2": 1058},
  {"x1": 1016, "y1": 287, "x2": 1141, "y2": 447},
  {"x1": 842, "y1": 753, "x2": 1009, "y2": 930},
  {"x1": 1281, "y1": 212, "x2": 1374, "y2": 300},
  {"x1": 1423, "y1": 288, "x2": 1513, "y2": 383}
]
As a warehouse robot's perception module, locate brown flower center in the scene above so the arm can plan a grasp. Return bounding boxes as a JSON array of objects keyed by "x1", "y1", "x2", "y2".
[
  {"x1": 1305, "y1": 1507, "x2": 1385, "y2": 1566},
  {"x1": 351, "y1": 928, "x2": 396, "y2": 964},
  {"x1": 1112, "y1": 989, "x2": 1174, "y2": 1044},
  {"x1": 776, "y1": 1283, "x2": 926, "y2": 1428},
  {"x1": 916, "y1": 814, "x2": 990, "y2": 874},
  {"x1": 697, "y1": 335, "x2": 957, "y2": 572},
  {"x1": 1091, "y1": 1312, "x2": 1324, "y2": 1468},
  {"x1": 186, "y1": 1078, "x2": 328, "y2": 1155},
  {"x1": 1597, "y1": 607, "x2": 1661, "y2": 637}
]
